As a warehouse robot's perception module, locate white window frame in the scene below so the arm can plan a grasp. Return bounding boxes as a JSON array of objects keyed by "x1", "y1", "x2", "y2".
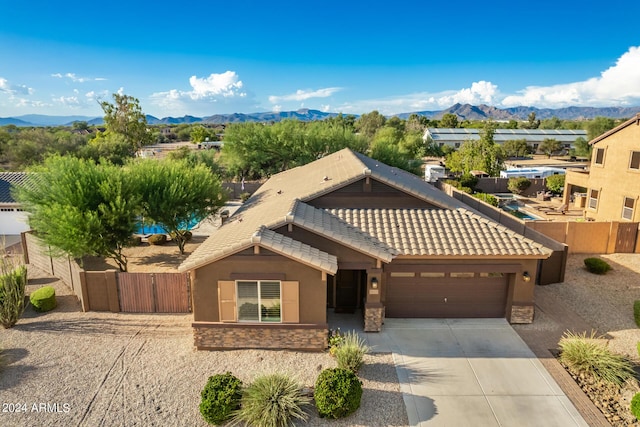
[
  {"x1": 588, "y1": 189, "x2": 599, "y2": 210},
  {"x1": 236, "y1": 280, "x2": 282, "y2": 323},
  {"x1": 593, "y1": 147, "x2": 605, "y2": 166},
  {"x1": 622, "y1": 197, "x2": 635, "y2": 220},
  {"x1": 629, "y1": 151, "x2": 640, "y2": 170}
]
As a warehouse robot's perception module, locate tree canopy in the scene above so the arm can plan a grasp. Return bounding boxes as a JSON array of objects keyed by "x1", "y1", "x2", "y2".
[
  {"x1": 446, "y1": 121, "x2": 504, "y2": 176},
  {"x1": 100, "y1": 93, "x2": 153, "y2": 150},
  {"x1": 132, "y1": 159, "x2": 226, "y2": 254},
  {"x1": 16, "y1": 156, "x2": 140, "y2": 271}
]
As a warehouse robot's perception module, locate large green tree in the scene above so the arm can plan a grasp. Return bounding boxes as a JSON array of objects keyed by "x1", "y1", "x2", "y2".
[
  {"x1": 354, "y1": 110, "x2": 386, "y2": 137},
  {"x1": 586, "y1": 116, "x2": 616, "y2": 141},
  {"x1": 100, "y1": 93, "x2": 153, "y2": 150},
  {"x1": 502, "y1": 139, "x2": 529, "y2": 157},
  {"x1": 439, "y1": 113, "x2": 459, "y2": 128},
  {"x1": 446, "y1": 121, "x2": 504, "y2": 176},
  {"x1": 539, "y1": 138, "x2": 562, "y2": 158},
  {"x1": 16, "y1": 156, "x2": 140, "y2": 271},
  {"x1": 131, "y1": 159, "x2": 226, "y2": 254}
]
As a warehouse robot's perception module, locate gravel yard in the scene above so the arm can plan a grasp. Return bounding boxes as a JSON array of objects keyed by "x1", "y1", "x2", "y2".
[{"x1": 1, "y1": 267, "x2": 407, "y2": 427}]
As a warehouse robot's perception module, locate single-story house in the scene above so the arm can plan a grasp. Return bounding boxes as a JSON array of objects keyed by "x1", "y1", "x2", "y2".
[{"x1": 179, "y1": 148, "x2": 551, "y2": 350}]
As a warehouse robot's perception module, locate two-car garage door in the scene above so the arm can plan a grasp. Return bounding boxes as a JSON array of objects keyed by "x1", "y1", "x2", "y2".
[{"x1": 385, "y1": 272, "x2": 509, "y2": 318}]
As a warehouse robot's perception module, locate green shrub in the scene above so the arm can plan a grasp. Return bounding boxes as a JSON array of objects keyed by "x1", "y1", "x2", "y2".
[
  {"x1": 334, "y1": 330, "x2": 370, "y2": 373},
  {"x1": 584, "y1": 257, "x2": 611, "y2": 275},
  {"x1": 232, "y1": 373, "x2": 309, "y2": 427},
  {"x1": 459, "y1": 173, "x2": 478, "y2": 190},
  {"x1": 199, "y1": 372, "x2": 243, "y2": 425},
  {"x1": 328, "y1": 328, "x2": 344, "y2": 356},
  {"x1": 631, "y1": 393, "x2": 640, "y2": 420},
  {"x1": 147, "y1": 234, "x2": 167, "y2": 245},
  {"x1": 545, "y1": 174, "x2": 565, "y2": 194},
  {"x1": 314, "y1": 368, "x2": 363, "y2": 419},
  {"x1": 558, "y1": 331, "x2": 634, "y2": 386},
  {"x1": 634, "y1": 301, "x2": 640, "y2": 328},
  {"x1": 29, "y1": 286, "x2": 56, "y2": 312},
  {"x1": 473, "y1": 193, "x2": 499, "y2": 207},
  {"x1": 0, "y1": 265, "x2": 27, "y2": 329},
  {"x1": 507, "y1": 177, "x2": 532, "y2": 195},
  {"x1": 170, "y1": 230, "x2": 193, "y2": 242}
]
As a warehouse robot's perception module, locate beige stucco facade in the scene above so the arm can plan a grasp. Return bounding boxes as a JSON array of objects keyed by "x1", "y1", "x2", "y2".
[{"x1": 564, "y1": 115, "x2": 640, "y2": 222}]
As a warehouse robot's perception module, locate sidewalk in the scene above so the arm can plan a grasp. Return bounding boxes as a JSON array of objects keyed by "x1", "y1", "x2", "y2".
[{"x1": 514, "y1": 288, "x2": 611, "y2": 427}]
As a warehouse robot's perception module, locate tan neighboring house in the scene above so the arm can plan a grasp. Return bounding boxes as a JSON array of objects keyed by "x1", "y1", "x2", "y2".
[
  {"x1": 179, "y1": 148, "x2": 551, "y2": 351},
  {"x1": 563, "y1": 114, "x2": 640, "y2": 221}
]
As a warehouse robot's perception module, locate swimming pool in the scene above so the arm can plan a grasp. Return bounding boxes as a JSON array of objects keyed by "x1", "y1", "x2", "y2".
[
  {"x1": 135, "y1": 217, "x2": 200, "y2": 235},
  {"x1": 500, "y1": 204, "x2": 542, "y2": 221}
]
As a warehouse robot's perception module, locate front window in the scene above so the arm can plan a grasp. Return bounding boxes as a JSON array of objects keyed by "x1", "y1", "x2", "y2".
[
  {"x1": 237, "y1": 281, "x2": 281, "y2": 322},
  {"x1": 588, "y1": 189, "x2": 599, "y2": 210},
  {"x1": 622, "y1": 197, "x2": 635, "y2": 220},
  {"x1": 594, "y1": 148, "x2": 605, "y2": 165},
  {"x1": 630, "y1": 151, "x2": 640, "y2": 170}
]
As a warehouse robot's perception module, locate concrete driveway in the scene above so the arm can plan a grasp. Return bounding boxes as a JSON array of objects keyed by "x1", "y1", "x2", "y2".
[{"x1": 364, "y1": 318, "x2": 589, "y2": 427}]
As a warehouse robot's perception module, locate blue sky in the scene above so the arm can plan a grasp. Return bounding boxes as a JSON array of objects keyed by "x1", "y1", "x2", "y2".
[{"x1": 1, "y1": 0, "x2": 640, "y2": 118}]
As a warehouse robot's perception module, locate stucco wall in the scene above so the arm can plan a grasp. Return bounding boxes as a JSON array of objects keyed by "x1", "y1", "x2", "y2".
[
  {"x1": 191, "y1": 249, "x2": 326, "y2": 324},
  {"x1": 581, "y1": 120, "x2": 640, "y2": 221}
]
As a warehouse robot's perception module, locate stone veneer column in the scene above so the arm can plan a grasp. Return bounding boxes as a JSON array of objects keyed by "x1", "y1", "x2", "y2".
[{"x1": 364, "y1": 302, "x2": 384, "y2": 332}]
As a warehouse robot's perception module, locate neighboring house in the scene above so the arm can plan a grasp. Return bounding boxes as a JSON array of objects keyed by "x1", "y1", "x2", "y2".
[
  {"x1": 0, "y1": 172, "x2": 30, "y2": 236},
  {"x1": 563, "y1": 114, "x2": 640, "y2": 221},
  {"x1": 179, "y1": 148, "x2": 551, "y2": 351},
  {"x1": 424, "y1": 128, "x2": 587, "y2": 152}
]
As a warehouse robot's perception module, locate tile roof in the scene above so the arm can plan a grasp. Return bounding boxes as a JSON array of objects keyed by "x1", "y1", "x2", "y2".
[
  {"x1": 329, "y1": 208, "x2": 551, "y2": 257},
  {"x1": 179, "y1": 148, "x2": 550, "y2": 272},
  {"x1": 288, "y1": 201, "x2": 398, "y2": 262},
  {"x1": 0, "y1": 172, "x2": 29, "y2": 204}
]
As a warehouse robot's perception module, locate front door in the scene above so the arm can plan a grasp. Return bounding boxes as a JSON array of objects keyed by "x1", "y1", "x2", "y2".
[{"x1": 334, "y1": 270, "x2": 363, "y2": 313}]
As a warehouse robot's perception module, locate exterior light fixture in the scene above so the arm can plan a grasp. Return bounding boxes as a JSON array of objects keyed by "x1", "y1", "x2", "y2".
[
  {"x1": 371, "y1": 277, "x2": 378, "y2": 289},
  {"x1": 522, "y1": 272, "x2": 531, "y2": 282}
]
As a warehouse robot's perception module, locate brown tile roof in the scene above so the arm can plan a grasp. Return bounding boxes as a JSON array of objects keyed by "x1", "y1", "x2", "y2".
[
  {"x1": 329, "y1": 208, "x2": 551, "y2": 257},
  {"x1": 179, "y1": 148, "x2": 550, "y2": 272}
]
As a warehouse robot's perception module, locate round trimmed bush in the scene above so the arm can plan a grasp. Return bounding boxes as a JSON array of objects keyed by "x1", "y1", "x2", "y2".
[
  {"x1": 631, "y1": 393, "x2": 640, "y2": 420},
  {"x1": 127, "y1": 236, "x2": 142, "y2": 247},
  {"x1": 29, "y1": 286, "x2": 56, "y2": 312},
  {"x1": 314, "y1": 368, "x2": 362, "y2": 419},
  {"x1": 147, "y1": 234, "x2": 167, "y2": 245},
  {"x1": 584, "y1": 257, "x2": 611, "y2": 275},
  {"x1": 199, "y1": 372, "x2": 242, "y2": 425}
]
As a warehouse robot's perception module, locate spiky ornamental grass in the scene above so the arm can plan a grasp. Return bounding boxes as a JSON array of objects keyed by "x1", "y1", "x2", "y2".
[
  {"x1": 0, "y1": 250, "x2": 27, "y2": 329},
  {"x1": 558, "y1": 331, "x2": 635, "y2": 386},
  {"x1": 334, "y1": 330, "x2": 371, "y2": 373},
  {"x1": 231, "y1": 373, "x2": 309, "y2": 427}
]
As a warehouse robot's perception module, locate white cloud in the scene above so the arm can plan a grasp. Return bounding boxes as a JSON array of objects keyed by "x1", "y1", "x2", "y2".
[
  {"x1": 54, "y1": 95, "x2": 81, "y2": 107},
  {"x1": 502, "y1": 46, "x2": 640, "y2": 108},
  {"x1": 0, "y1": 77, "x2": 34, "y2": 96},
  {"x1": 268, "y1": 87, "x2": 341, "y2": 104},
  {"x1": 272, "y1": 104, "x2": 282, "y2": 112},
  {"x1": 149, "y1": 71, "x2": 254, "y2": 116},
  {"x1": 51, "y1": 72, "x2": 107, "y2": 83}
]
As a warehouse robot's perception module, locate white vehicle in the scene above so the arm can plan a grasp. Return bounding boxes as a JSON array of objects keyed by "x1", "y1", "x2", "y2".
[
  {"x1": 499, "y1": 167, "x2": 565, "y2": 179},
  {"x1": 424, "y1": 164, "x2": 447, "y2": 182}
]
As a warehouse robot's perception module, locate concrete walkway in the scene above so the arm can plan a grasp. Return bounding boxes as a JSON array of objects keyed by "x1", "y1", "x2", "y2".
[{"x1": 362, "y1": 318, "x2": 589, "y2": 427}]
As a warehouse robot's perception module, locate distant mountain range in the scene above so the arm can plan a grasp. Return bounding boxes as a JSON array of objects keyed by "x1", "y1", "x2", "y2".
[{"x1": 2, "y1": 104, "x2": 640, "y2": 127}]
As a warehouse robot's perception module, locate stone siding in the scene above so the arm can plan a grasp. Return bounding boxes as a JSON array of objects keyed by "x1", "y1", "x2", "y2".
[
  {"x1": 364, "y1": 303, "x2": 384, "y2": 332},
  {"x1": 193, "y1": 322, "x2": 328, "y2": 351},
  {"x1": 510, "y1": 304, "x2": 534, "y2": 324}
]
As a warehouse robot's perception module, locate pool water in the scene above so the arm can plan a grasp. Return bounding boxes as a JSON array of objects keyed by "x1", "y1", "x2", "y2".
[
  {"x1": 136, "y1": 217, "x2": 200, "y2": 235},
  {"x1": 500, "y1": 204, "x2": 541, "y2": 220}
]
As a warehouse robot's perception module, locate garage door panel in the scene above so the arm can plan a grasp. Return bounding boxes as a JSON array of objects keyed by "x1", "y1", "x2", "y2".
[{"x1": 385, "y1": 276, "x2": 508, "y2": 318}]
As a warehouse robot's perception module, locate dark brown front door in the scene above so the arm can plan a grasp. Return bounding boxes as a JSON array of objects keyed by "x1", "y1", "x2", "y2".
[
  {"x1": 335, "y1": 270, "x2": 362, "y2": 313},
  {"x1": 385, "y1": 274, "x2": 509, "y2": 318}
]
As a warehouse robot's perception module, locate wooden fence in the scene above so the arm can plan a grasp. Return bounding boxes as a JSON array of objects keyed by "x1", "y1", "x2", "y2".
[{"x1": 22, "y1": 232, "x2": 191, "y2": 313}]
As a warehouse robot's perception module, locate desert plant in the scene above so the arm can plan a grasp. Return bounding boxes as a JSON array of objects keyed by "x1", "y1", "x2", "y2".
[
  {"x1": 507, "y1": 177, "x2": 531, "y2": 195},
  {"x1": 558, "y1": 330, "x2": 634, "y2": 386},
  {"x1": 473, "y1": 192, "x2": 499, "y2": 207},
  {"x1": 231, "y1": 373, "x2": 309, "y2": 427},
  {"x1": 199, "y1": 372, "x2": 243, "y2": 425},
  {"x1": 334, "y1": 330, "x2": 370, "y2": 373},
  {"x1": 147, "y1": 234, "x2": 167, "y2": 245},
  {"x1": 314, "y1": 368, "x2": 363, "y2": 419},
  {"x1": 0, "y1": 262, "x2": 27, "y2": 329},
  {"x1": 631, "y1": 393, "x2": 640, "y2": 420},
  {"x1": 584, "y1": 257, "x2": 611, "y2": 275},
  {"x1": 634, "y1": 301, "x2": 640, "y2": 328},
  {"x1": 127, "y1": 235, "x2": 142, "y2": 247},
  {"x1": 29, "y1": 286, "x2": 57, "y2": 312},
  {"x1": 545, "y1": 174, "x2": 565, "y2": 194},
  {"x1": 170, "y1": 230, "x2": 192, "y2": 242},
  {"x1": 459, "y1": 173, "x2": 478, "y2": 190},
  {"x1": 328, "y1": 328, "x2": 344, "y2": 356}
]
